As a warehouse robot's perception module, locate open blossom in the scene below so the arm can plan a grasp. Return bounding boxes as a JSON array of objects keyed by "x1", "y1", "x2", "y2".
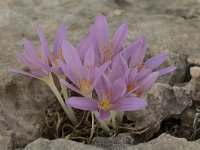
[
  {"x1": 59, "y1": 40, "x2": 110, "y2": 97},
  {"x1": 109, "y1": 54, "x2": 174, "y2": 97},
  {"x1": 10, "y1": 25, "x2": 67, "y2": 79},
  {"x1": 77, "y1": 13, "x2": 128, "y2": 65},
  {"x1": 125, "y1": 35, "x2": 176, "y2": 76},
  {"x1": 66, "y1": 75, "x2": 147, "y2": 121}
]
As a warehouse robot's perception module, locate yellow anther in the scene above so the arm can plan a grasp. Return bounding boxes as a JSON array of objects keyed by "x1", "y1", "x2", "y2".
[
  {"x1": 100, "y1": 42, "x2": 115, "y2": 63},
  {"x1": 127, "y1": 84, "x2": 133, "y2": 92},
  {"x1": 79, "y1": 79, "x2": 92, "y2": 96},
  {"x1": 137, "y1": 89, "x2": 143, "y2": 96},
  {"x1": 49, "y1": 49, "x2": 63, "y2": 66},
  {"x1": 99, "y1": 92, "x2": 112, "y2": 111},
  {"x1": 133, "y1": 81, "x2": 137, "y2": 87},
  {"x1": 133, "y1": 62, "x2": 145, "y2": 70},
  {"x1": 109, "y1": 41, "x2": 114, "y2": 48},
  {"x1": 100, "y1": 100, "x2": 112, "y2": 111},
  {"x1": 37, "y1": 53, "x2": 43, "y2": 59}
]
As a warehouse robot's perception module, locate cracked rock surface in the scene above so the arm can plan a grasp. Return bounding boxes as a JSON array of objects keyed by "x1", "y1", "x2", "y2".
[
  {"x1": 23, "y1": 134, "x2": 200, "y2": 150},
  {"x1": 0, "y1": 0, "x2": 200, "y2": 149}
]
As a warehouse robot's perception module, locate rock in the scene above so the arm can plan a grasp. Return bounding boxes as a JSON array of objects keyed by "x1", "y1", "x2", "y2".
[
  {"x1": 191, "y1": 78, "x2": 200, "y2": 101},
  {"x1": 125, "y1": 134, "x2": 200, "y2": 150},
  {"x1": 0, "y1": 131, "x2": 15, "y2": 150},
  {"x1": 188, "y1": 56, "x2": 200, "y2": 66},
  {"x1": 91, "y1": 133, "x2": 134, "y2": 150},
  {"x1": 127, "y1": 82, "x2": 193, "y2": 139},
  {"x1": 24, "y1": 134, "x2": 200, "y2": 150},
  {"x1": 0, "y1": 75, "x2": 55, "y2": 149},
  {"x1": 190, "y1": 67, "x2": 200, "y2": 78},
  {"x1": 23, "y1": 138, "x2": 103, "y2": 150}
]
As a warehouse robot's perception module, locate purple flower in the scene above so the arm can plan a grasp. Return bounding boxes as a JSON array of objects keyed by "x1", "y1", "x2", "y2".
[
  {"x1": 126, "y1": 35, "x2": 176, "y2": 76},
  {"x1": 88, "y1": 13, "x2": 128, "y2": 65},
  {"x1": 66, "y1": 75, "x2": 147, "y2": 121},
  {"x1": 10, "y1": 25, "x2": 67, "y2": 79},
  {"x1": 107, "y1": 54, "x2": 165, "y2": 97},
  {"x1": 59, "y1": 40, "x2": 110, "y2": 97}
]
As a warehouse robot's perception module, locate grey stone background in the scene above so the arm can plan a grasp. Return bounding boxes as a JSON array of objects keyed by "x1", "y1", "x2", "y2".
[{"x1": 0, "y1": 0, "x2": 200, "y2": 149}]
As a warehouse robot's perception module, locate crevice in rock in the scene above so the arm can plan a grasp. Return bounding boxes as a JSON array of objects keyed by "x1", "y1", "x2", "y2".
[
  {"x1": 114, "y1": 0, "x2": 131, "y2": 8},
  {"x1": 183, "y1": 64, "x2": 192, "y2": 83},
  {"x1": 149, "y1": 101, "x2": 200, "y2": 142}
]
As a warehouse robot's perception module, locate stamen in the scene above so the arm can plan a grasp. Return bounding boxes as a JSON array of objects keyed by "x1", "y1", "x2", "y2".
[
  {"x1": 99, "y1": 93, "x2": 112, "y2": 111},
  {"x1": 49, "y1": 49, "x2": 64, "y2": 66},
  {"x1": 127, "y1": 84, "x2": 133, "y2": 92},
  {"x1": 37, "y1": 53, "x2": 42, "y2": 59},
  {"x1": 100, "y1": 42, "x2": 115, "y2": 63},
  {"x1": 133, "y1": 62, "x2": 145, "y2": 70},
  {"x1": 79, "y1": 79, "x2": 92, "y2": 96},
  {"x1": 137, "y1": 89, "x2": 143, "y2": 96},
  {"x1": 100, "y1": 100, "x2": 112, "y2": 111}
]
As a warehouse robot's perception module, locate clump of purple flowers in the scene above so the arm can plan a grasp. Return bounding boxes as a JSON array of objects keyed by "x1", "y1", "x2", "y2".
[{"x1": 10, "y1": 14, "x2": 176, "y2": 132}]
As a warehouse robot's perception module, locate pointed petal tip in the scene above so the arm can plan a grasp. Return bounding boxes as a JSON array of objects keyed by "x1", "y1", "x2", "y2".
[
  {"x1": 96, "y1": 13, "x2": 106, "y2": 18},
  {"x1": 122, "y1": 22, "x2": 128, "y2": 28},
  {"x1": 139, "y1": 35, "x2": 147, "y2": 43},
  {"x1": 159, "y1": 66, "x2": 177, "y2": 76}
]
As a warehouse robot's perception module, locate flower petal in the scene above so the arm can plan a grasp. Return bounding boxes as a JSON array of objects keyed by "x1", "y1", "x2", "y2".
[
  {"x1": 92, "y1": 61, "x2": 110, "y2": 86},
  {"x1": 110, "y1": 78, "x2": 126, "y2": 102},
  {"x1": 30, "y1": 70, "x2": 47, "y2": 77},
  {"x1": 53, "y1": 25, "x2": 67, "y2": 54},
  {"x1": 58, "y1": 60, "x2": 78, "y2": 85},
  {"x1": 145, "y1": 53, "x2": 168, "y2": 70},
  {"x1": 66, "y1": 97, "x2": 99, "y2": 111},
  {"x1": 112, "y1": 97, "x2": 148, "y2": 111},
  {"x1": 136, "y1": 68, "x2": 152, "y2": 81},
  {"x1": 130, "y1": 35, "x2": 147, "y2": 67},
  {"x1": 10, "y1": 68, "x2": 42, "y2": 80},
  {"x1": 110, "y1": 55, "x2": 129, "y2": 82},
  {"x1": 76, "y1": 35, "x2": 92, "y2": 60},
  {"x1": 112, "y1": 22, "x2": 128, "y2": 53},
  {"x1": 23, "y1": 38, "x2": 39, "y2": 60},
  {"x1": 137, "y1": 71, "x2": 159, "y2": 94},
  {"x1": 62, "y1": 40, "x2": 83, "y2": 79},
  {"x1": 98, "y1": 110, "x2": 110, "y2": 121},
  {"x1": 159, "y1": 66, "x2": 176, "y2": 76},
  {"x1": 122, "y1": 38, "x2": 142, "y2": 60},
  {"x1": 60, "y1": 79, "x2": 82, "y2": 95},
  {"x1": 84, "y1": 46, "x2": 94, "y2": 67},
  {"x1": 128, "y1": 68, "x2": 138, "y2": 84},
  {"x1": 15, "y1": 51, "x2": 35, "y2": 67},
  {"x1": 35, "y1": 25, "x2": 51, "y2": 60},
  {"x1": 95, "y1": 74, "x2": 111, "y2": 96},
  {"x1": 92, "y1": 13, "x2": 109, "y2": 49},
  {"x1": 62, "y1": 40, "x2": 82, "y2": 68}
]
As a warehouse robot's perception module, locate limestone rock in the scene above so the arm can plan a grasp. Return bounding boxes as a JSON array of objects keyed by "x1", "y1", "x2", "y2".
[
  {"x1": 23, "y1": 138, "x2": 102, "y2": 150},
  {"x1": 91, "y1": 133, "x2": 134, "y2": 150},
  {"x1": 0, "y1": 75, "x2": 55, "y2": 149},
  {"x1": 127, "y1": 82, "x2": 193, "y2": 132},
  {"x1": 126, "y1": 134, "x2": 200, "y2": 150},
  {"x1": 24, "y1": 134, "x2": 200, "y2": 150},
  {"x1": 190, "y1": 67, "x2": 200, "y2": 78}
]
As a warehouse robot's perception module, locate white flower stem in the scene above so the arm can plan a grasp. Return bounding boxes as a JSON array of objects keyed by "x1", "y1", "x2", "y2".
[
  {"x1": 111, "y1": 111, "x2": 117, "y2": 130},
  {"x1": 117, "y1": 111, "x2": 124, "y2": 124},
  {"x1": 43, "y1": 74, "x2": 78, "y2": 125},
  {"x1": 89, "y1": 112, "x2": 95, "y2": 142},
  {"x1": 60, "y1": 81, "x2": 78, "y2": 124},
  {"x1": 94, "y1": 111, "x2": 111, "y2": 133}
]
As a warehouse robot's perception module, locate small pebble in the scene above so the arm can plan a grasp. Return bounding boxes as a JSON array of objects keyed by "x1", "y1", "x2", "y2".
[{"x1": 190, "y1": 66, "x2": 200, "y2": 78}]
